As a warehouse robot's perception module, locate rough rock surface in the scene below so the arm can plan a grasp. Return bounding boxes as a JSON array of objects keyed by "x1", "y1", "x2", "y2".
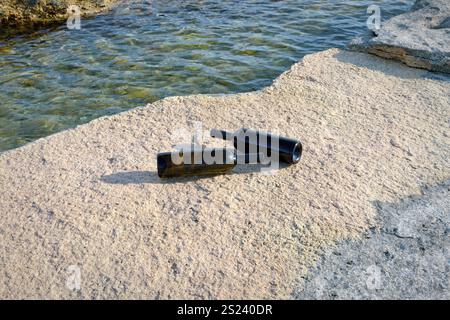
[
  {"x1": 350, "y1": 0, "x2": 450, "y2": 73},
  {"x1": 0, "y1": 49, "x2": 449, "y2": 299},
  {"x1": 294, "y1": 181, "x2": 449, "y2": 300},
  {"x1": 0, "y1": 0, "x2": 118, "y2": 28}
]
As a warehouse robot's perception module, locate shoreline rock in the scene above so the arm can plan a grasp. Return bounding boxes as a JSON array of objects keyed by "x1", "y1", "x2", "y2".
[
  {"x1": 0, "y1": 49, "x2": 448, "y2": 299},
  {"x1": 0, "y1": 0, "x2": 119, "y2": 29},
  {"x1": 349, "y1": 0, "x2": 450, "y2": 73}
]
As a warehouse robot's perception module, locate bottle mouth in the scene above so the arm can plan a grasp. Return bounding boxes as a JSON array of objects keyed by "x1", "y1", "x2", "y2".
[
  {"x1": 292, "y1": 142, "x2": 302, "y2": 164},
  {"x1": 157, "y1": 154, "x2": 168, "y2": 178}
]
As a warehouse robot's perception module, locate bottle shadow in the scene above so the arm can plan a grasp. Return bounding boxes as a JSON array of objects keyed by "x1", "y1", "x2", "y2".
[{"x1": 100, "y1": 163, "x2": 290, "y2": 185}]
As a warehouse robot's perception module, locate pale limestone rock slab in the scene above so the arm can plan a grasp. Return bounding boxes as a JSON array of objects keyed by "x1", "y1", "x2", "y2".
[{"x1": 0, "y1": 49, "x2": 449, "y2": 299}]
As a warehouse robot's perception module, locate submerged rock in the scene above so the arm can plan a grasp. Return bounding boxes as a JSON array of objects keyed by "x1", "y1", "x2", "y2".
[
  {"x1": 349, "y1": 0, "x2": 450, "y2": 73},
  {"x1": 0, "y1": 0, "x2": 118, "y2": 29}
]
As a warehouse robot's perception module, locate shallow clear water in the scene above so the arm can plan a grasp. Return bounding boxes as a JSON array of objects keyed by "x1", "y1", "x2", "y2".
[{"x1": 0, "y1": 0, "x2": 412, "y2": 152}]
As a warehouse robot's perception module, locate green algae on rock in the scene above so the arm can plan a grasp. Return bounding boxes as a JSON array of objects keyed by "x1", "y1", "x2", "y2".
[{"x1": 0, "y1": 0, "x2": 118, "y2": 29}]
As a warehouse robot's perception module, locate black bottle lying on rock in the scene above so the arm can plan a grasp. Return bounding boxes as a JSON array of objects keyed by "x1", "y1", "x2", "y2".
[
  {"x1": 210, "y1": 128, "x2": 302, "y2": 164},
  {"x1": 157, "y1": 148, "x2": 238, "y2": 178},
  {"x1": 157, "y1": 129, "x2": 302, "y2": 179}
]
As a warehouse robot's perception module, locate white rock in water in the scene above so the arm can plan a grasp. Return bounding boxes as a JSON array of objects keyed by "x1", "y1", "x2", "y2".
[{"x1": 350, "y1": 0, "x2": 450, "y2": 73}]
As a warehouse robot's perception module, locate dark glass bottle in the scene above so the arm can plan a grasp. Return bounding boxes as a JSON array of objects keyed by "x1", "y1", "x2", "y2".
[
  {"x1": 210, "y1": 128, "x2": 302, "y2": 164},
  {"x1": 157, "y1": 148, "x2": 237, "y2": 178}
]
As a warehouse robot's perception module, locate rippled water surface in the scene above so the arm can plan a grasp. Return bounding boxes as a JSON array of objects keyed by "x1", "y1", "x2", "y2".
[{"x1": 0, "y1": 0, "x2": 412, "y2": 152}]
